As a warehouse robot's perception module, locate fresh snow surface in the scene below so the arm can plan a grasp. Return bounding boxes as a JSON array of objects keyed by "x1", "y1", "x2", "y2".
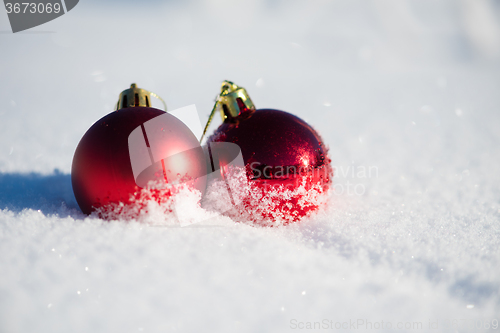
[{"x1": 1, "y1": 1, "x2": 500, "y2": 332}]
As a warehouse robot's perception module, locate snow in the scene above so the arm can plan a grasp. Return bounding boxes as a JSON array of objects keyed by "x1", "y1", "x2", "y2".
[{"x1": 1, "y1": 0, "x2": 500, "y2": 332}]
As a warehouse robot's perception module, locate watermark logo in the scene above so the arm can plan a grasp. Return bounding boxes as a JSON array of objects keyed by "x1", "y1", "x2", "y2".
[
  {"x1": 4, "y1": 0, "x2": 78, "y2": 33},
  {"x1": 289, "y1": 318, "x2": 500, "y2": 331},
  {"x1": 331, "y1": 163, "x2": 378, "y2": 196},
  {"x1": 127, "y1": 105, "x2": 245, "y2": 226}
]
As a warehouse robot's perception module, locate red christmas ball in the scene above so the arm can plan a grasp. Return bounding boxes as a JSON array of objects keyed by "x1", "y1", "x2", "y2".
[
  {"x1": 205, "y1": 82, "x2": 332, "y2": 224},
  {"x1": 72, "y1": 85, "x2": 206, "y2": 216}
]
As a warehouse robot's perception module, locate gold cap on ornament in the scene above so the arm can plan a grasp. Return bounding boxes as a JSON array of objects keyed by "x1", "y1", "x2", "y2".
[
  {"x1": 116, "y1": 83, "x2": 166, "y2": 111},
  {"x1": 218, "y1": 81, "x2": 255, "y2": 121},
  {"x1": 200, "y1": 80, "x2": 255, "y2": 142}
]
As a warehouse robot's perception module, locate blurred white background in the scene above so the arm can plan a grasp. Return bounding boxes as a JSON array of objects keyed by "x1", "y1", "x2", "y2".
[{"x1": 1, "y1": 0, "x2": 499, "y2": 174}]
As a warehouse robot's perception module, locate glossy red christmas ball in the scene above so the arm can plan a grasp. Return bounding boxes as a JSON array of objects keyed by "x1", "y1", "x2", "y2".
[
  {"x1": 72, "y1": 85, "x2": 206, "y2": 216},
  {"x1": 207, "y1": 106, "x2": 332, "y2": 223}
]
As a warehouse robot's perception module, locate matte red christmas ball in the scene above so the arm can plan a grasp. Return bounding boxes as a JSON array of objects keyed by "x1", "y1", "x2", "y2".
[
  {"x1": 72, "y1": 84, "x2": 206, "y2": 215},
  {"x1": 203, "y1": 81, "x2": 332, "y2": 223}
]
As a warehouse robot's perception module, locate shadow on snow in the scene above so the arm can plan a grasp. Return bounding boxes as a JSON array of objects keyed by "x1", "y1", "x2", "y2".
[{"x1": 0, "y1": 170, "x2": 81, "y2": 216}]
